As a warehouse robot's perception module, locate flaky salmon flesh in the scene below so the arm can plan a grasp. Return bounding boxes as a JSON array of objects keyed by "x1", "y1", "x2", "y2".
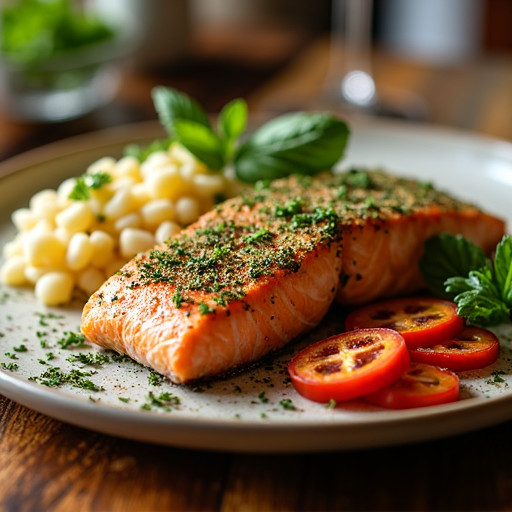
[{"x1": 81, "y1": 169, "x2": 505, "y2": 383}]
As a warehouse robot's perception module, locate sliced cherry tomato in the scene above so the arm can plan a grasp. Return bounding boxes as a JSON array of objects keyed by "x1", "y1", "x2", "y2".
[
  {"x1": 409, "y1": 326, "x2": 500, "y2": 371},
  {"x1": 364, "y1": 362, "x2": 459, "y2": 409},
  {"x1": 288, "y1": 328, "x2": 410, "y2": 403},
  {"x1": 344, "y1": 297, "x2": 464, "y2": 349}
]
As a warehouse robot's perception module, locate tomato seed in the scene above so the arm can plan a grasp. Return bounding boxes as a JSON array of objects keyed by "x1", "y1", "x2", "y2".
[
  {"x1": 413, "y1": 314, "x2": 441, "y2": 325},
  {"x1": 347, "y1": 335, "x2": 376, "y2": 350},
  {"x1": 352, "y1": 344, "x2": 384, "y2": 369},
  {"x1": 445, "y1": 342, "x2": 464, "y2": 350},
  {"x1": 314, "y1": 361, "x2": 342, "y2": 375},
  {"x1": 310, "y1": 344, "x2": 340, "y2": 360}
]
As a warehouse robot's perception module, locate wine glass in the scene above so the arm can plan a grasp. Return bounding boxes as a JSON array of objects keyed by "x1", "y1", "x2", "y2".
[
  {"x1": 323, "y1": 0, "x2": 427, "y2": 120},
  {"x1": 260, "y1": 0, "x2": 427, "y2": 121}
]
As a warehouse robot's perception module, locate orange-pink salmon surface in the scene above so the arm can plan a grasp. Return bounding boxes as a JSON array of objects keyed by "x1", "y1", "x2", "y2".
[{"x1": 81, "y1": 170, "x2": 505, "y2": 383}]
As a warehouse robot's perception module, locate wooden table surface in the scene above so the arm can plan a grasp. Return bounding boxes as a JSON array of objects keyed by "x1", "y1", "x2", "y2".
[{"x1": 1, "y1": 31, "x2": 512, "y2": 511}]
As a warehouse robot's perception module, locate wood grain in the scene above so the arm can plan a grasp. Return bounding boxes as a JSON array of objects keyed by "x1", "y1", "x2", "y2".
[{"x1": 2, "y1": 391, "x2": 512, "y2": 511}]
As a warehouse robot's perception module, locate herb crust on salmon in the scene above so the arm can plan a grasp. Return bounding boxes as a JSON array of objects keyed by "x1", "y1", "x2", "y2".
[{"x1": 81, "y1": 169, "x2": 505, "y2": 383}]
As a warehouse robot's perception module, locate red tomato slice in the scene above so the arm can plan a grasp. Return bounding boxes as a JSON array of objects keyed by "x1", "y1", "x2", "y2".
[
  {"x1": 364, "y1": 362, "x2": 459, "y2": 409},
  {"x1": 344, "y1": 297, "x2": 464, "y2": 349},
  {"x1": 288, "y1": 328, "x2": 410, "y2": 403},
  {"x1": 409, "y1": 326, "x2": 500, "y2": 371}
]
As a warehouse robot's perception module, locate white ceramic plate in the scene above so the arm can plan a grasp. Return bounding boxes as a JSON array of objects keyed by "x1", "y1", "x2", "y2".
[{"x1": 1, "y1": 120, "x2": 512, "y2": 453}]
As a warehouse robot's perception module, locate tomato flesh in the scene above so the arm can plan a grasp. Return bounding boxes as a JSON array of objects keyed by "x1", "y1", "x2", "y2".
[
  {"x1": 287, "y1": 328, "x2": 410, "y2": 403},
  {"x1": 409, "y1": 326, "x2": 499, "y2": 371},
  {"x1": 345, "y1": 297, "x2": 464, "y2": 349},
  {"x1": 364, "y1": 362, "x2": 459, "y2": 409}
]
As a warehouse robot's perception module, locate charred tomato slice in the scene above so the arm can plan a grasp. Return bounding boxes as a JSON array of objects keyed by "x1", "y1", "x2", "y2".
[
  {"x1": 409, "y1": 326, "x2": 499, "y2": 371},
  {"x1": 288, "y1": 328, "x2": 410, "y2": 403},
  {"x1": 364, "y1": 362, "x2": 460, "y2": 409},
  {"x1": 344, "y1": 297, "x2": 464, "y2": 349}
]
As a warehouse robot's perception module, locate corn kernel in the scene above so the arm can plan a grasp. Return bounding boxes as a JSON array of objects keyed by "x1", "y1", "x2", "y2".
[
  {"x1": 24, "y1": 230, "x2": 66, "y2": 267},
  {"x1": 89, "y1": 230, "x2": 115, "y2": 268},
  {"x1": 119, "y1": 228, "x2": 155, "y2": 258},
  {"x1": 55, "y1": 202, "x2": 94, "y2": 233},
  {"x1": 141, "y1": 199, "x2": 176, "y2": 229},
  {"x1": 66, "y1": 233, "x2": 93, "y2": 271},
  {"x1": 0, "y1": 256, "x2": 28, "y2": 286},
  {"x1": 175, "y1": 196, "x2": 201, "y2": 225},
  {"x1": 35, "y1": 271, "x2": 74, "y2": 306}
]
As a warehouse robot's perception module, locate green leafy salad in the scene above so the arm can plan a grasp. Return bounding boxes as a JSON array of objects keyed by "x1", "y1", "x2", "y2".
[{"x1": 0, "y1": 0, "x2": 116, "y2": 66}]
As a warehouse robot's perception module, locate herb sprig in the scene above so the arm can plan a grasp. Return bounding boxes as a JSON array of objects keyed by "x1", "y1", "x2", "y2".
[
  {"x1": 151, "y1": 87, "x2": 350, "y2": 183},
  {"x1": 420, "y1": 233, "x2": 512, "y2": 326}
]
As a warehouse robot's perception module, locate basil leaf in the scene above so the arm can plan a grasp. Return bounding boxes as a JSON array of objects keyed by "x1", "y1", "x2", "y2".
[
  {"x1": 419, "y1": 233, "x2": 488, "y2": 299},
  {"x1": 493, "y1": 235, "x2": 512, "y2": 305},
  {"x1": 234, "y1": 112, "x2": 350, "y2": 183},
  {"x1": 173, "y1": 119, "x2": 225, "y2": 171},
  {"x1": 152, "y1": 87, "x2": 212, "y2": 135},
  {"x1": 218, "y1": 98, "x2": 247, "y2": 146}
]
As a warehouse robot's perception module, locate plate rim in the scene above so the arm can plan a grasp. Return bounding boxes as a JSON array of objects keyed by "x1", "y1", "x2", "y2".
[{"x1": 2, "y1": 118, "x2": 512, "y2": 452}]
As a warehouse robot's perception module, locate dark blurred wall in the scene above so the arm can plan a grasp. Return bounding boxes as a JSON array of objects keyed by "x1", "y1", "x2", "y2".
[{"x1": 483, "y1": 0, "x2": 512, "y2": 51}]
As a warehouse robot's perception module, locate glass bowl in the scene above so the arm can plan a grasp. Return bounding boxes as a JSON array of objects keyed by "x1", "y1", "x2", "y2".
[{"x1": 0, "y1": 35, "x2": 128, "y2": 123}]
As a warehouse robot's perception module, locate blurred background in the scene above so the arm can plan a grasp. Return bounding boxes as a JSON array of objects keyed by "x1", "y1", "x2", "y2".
[{"x1": 1, "y1": 0, "x2": 511, "y2": 161}]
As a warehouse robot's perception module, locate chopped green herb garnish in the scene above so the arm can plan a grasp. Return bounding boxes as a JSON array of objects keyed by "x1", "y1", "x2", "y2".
[
  {"x1": 148, "y1": 370, "x2": 165, "y2": 386},
  {"x1": 488, "y1": 371, "x2": 506, "y2": 384},
  {"x1": 68, "y1": 171, "x2": 112, "y2": 201},
  {"x1": 198, "y1": 302, "x2": 216, "y2": 315},
  {"x1": 34, "y1": 366, "x2": 102, "y2": 391},
  {"x1": 326, "y1": 399, "x2": 337, "y2": 409},
  {"x1": 258, "y1": 391, "x2": 269, "y2": 403},
  {"x1": 58, "y1": 331, "x2": 86, "y2": 349},
  {"x1": 1, "y1": 362, "x2": 19, "y2": 371},
  {"x1": 141, "y1": 391, "x2": 180, "y2": 411},
  {"x1": 66, "y1": 352, "x2": 110, "y2": 366},
  {"x1": 279, "y1": 398, "x2": 296, "y2": 410},
  {"x1": 109, "y1": 352, "x2": 136, "y2": 364}
]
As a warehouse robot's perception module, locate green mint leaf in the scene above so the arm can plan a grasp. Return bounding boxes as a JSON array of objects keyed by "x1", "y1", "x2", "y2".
[
  {"x1": 152, "y1": 87, "x2": 212, "y2": 136},
  {"x1": 445, "y1": 276, "x2": 473, "y2": 296},
  {"x1": 419, "y1": 233, "x2": 488, "y2": 299},
  {"x1": 449, "y1": 265, "x2": 509, "y2": 326},
  {"x1": 466, "y1": 265, "x2": 502, "y2": 298},
  {"x1": 218, "y1": 98, "x2": 247, "y2": 146},
  {"x1": 453, "y1": 289, "x2": 510, "y2": 326},
  {"x1": 234, "y1": 112, "x2": 350, "y2": 183},
  {"x1": 173, "y1": 119, "x2": 225, "y2": 171},
  {"x1": 493, "y1": 235, "x2": 512, "y2": 305}
]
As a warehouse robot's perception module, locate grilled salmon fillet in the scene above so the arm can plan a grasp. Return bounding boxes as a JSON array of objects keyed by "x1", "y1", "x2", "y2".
[{"x1": 81, "y1": 169, "x2": 505, "y2": 383}]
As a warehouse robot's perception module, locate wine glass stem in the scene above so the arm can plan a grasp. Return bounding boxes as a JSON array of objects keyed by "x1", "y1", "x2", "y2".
[{"x1": 329, "y1": 0, "x2": 377, "y2": 107}]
